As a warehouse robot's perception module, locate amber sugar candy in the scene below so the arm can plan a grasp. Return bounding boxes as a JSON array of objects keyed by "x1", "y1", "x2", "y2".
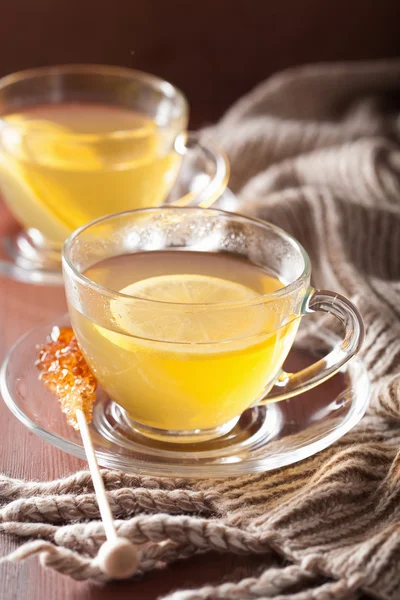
[{"x1": 36, "y1": 326, "x2": 97, "y2": 429}]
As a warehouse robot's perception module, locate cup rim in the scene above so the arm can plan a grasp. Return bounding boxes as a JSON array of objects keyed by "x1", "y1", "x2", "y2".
[
  {"x1": 62, "y1": 206, "x2": 311, "y2": 309},
  {"x1": 0, "y1": 64, "x2": 188, "y2": 141}
]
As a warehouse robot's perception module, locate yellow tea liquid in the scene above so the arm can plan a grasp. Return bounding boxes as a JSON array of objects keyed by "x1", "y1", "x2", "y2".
[
  {"x1": 69, "y1": 251, "x2": 300, "y2": 432},
  {"x1": 0, "y1": 104, "x2": 182, "y2": 245}
]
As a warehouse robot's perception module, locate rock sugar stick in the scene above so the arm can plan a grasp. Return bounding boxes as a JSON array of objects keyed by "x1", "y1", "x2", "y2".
[{"x1": 36, "y1": 326, "x2": 138, "y2": 579}]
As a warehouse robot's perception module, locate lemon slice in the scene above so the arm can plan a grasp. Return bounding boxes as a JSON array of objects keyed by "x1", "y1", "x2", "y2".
[
  {"x1": 3, "y1": 115, "x2": 158, "y2": 169},
  {"x1": 110, "y1": 274, "x2": 267, "y2": 345},
  {"x1": 122, "y1": 274, "x2": 258, "y2": 303},
  {"x1": 0, "y1": 123, "x2": 72, "y2": 241},
  {"x1": 2, "y1": 116, "x2": 103, "y2": 168}
]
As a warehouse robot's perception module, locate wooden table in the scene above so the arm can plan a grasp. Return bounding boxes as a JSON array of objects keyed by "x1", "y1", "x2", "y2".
[{"x1": 0, "y1": 200, "x2": 351, "y2": 599}]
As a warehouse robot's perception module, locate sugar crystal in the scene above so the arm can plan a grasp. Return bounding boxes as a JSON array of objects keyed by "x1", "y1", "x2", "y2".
[{"x1": 36, "y1": 326, "x2": 97, "y2": 430}]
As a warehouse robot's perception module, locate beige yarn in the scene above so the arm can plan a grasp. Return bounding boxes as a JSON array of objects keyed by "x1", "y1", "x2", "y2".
[{"x1": 3, "y1": 59, "x2": 400, "y2": 599}]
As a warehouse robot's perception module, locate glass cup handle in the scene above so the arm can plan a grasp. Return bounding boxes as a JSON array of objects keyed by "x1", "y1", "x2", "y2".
[
  {"x1": 261, "y1": 289, "x2": 365, "y2": 403},
  {"x1": 171, "y1": 132, "x2": 230, "y2": 208}
]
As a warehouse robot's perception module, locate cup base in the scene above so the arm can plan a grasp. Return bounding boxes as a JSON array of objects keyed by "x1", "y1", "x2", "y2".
[
  {"x1": 121, "y1": 411, "x2": 241, "y2": 444},
  {"x1": 0, "y1": 229, "x2": 63, "y2": 285},
  {"x1": 93, "y1": 392, "x2": 281, "y2": 455}
]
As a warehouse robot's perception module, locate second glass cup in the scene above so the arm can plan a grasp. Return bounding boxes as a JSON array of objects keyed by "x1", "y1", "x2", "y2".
[{"x1": 0, "y1": 64, "x2": 228, "y2": 282}]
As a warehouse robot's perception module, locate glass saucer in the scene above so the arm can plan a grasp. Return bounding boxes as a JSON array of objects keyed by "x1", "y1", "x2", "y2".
[{"x1": 0, "y1": 315, "x2": 370, "y2": 478}]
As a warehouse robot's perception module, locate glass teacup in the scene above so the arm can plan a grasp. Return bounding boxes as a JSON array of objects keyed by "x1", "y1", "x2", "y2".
[
  {"x1": 0, "y1": 65, "x2": 228, "y2": 283},
  {"x1": 62, "y1": 207, "x2": 364, "y2": 444}
]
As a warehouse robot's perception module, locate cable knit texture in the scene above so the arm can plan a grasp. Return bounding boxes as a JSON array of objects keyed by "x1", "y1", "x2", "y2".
[{"x1": 2, "y1": 59, "x2": 400, "y2": 599}]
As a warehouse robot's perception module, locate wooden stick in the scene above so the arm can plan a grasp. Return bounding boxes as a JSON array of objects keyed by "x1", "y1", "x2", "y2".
[{"x1": 76, "y1": 409, "x2": 138, "y2": 578}]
